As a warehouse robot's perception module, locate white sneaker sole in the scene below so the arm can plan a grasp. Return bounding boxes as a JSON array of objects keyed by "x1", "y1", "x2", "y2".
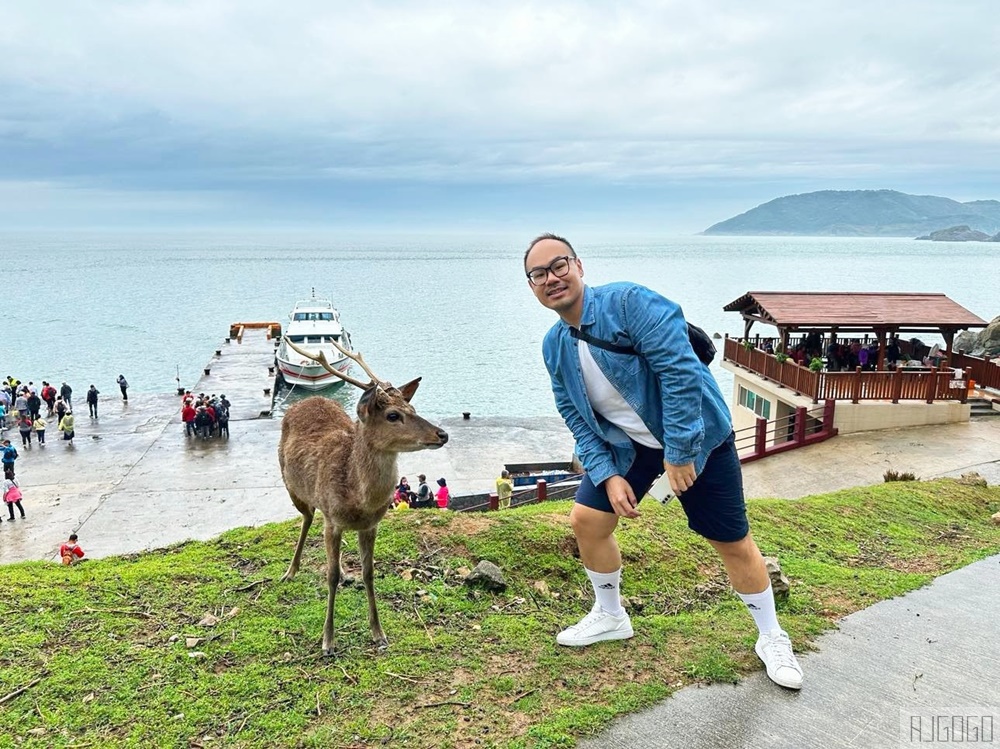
[
  {"x1": 557, "y1": 626, "x2": 634, "y2": 647},
  {"x1": 755, "y1": 640, "x2": 803, "y2": 690}
]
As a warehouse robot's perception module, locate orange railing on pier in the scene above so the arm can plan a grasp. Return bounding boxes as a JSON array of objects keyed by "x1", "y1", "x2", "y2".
[{"x1": 229, "y1": 321, "x2": 282, "y2": 344}]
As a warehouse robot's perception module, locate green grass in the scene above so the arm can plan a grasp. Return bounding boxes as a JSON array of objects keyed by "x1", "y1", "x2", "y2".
[{"x1": 1, "y1": 478, "x2": 998, "y2": 748}]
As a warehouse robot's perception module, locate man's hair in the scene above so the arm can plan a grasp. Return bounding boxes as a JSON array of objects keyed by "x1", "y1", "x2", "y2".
[
  {"x1": 523, "y1": 233, "x2": 576, "y2": 267},
  {"x1": 69, "y1": 533, "x2": 78, "y2": 541}
]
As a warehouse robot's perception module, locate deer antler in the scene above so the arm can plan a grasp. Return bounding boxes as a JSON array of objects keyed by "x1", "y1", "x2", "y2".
[
  {"x1": 324, "y1": 337, "x2": 383, "y2": 386},
  {"x1": 283, "y1": 338, "x2": 377, "y2": 390}
]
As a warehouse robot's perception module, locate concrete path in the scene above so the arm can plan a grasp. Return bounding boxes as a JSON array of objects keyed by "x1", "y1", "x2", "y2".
[{"x1": 581, "y1": 553, "x2": 1000, "y2": 749}]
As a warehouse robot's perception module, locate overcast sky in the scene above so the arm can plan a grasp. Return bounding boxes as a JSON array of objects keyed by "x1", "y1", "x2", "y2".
[{"x1": 1, "y1": 1, "x2": 998, "y2": 232}]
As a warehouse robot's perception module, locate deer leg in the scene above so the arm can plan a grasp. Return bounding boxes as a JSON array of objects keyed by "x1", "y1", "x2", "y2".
[
  {"x1": 280, "y1": 499, "x2": 314, "y2": 582},
  {"x1": 358, "y1": 526, "x2": 387, "y2": 650},
  {"x1": 322, "y1": 522, "x2": 343, "y2": 657}
]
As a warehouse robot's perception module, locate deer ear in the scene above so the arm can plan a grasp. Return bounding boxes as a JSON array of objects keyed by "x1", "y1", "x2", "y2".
[
  {"x1": 397, "y1": 377, "x2": 421, "y2": 403},
  {"x1": 356, "y1": 385, "x2": 380, "y2": 420}
]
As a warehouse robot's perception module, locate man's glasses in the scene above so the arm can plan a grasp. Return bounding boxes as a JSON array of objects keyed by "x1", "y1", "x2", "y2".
[{"x1": 526, "y1": 255, "x2": 574, "y2": 286}]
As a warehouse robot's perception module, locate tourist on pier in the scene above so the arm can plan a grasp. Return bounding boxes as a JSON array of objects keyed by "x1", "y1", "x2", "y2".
[
  {"x1": 0, "y1": 402, "x2": 6, "y2": 431},
  {"x1": 41, "y1": 382, "x2": 56, "y2": 415},
  {"x1": 3, "y1": 476, "x2": 25, "y2": 518},
  {"x1": 194, "y1": 406, "x2": 213, "y2": 438},
  {"x1": 60, "y1": 382, "x2": 72, "y2": 408},
  {"x1": 54, "y1": 397, "x2": 67, "y2": 426},
  {"x1": 13, "y1": 391, "x2": 28, "y2": 421},
  {"x1": 181, "y1": 401, "x2": 197, "y2": 436},
  {"x1": 3, "y1": 477, "x2": 25, "y2": 521},
  {"x1": 17, "y1": 414, "x2": 33, "y2": 447},
  {"x1": 26, "y1": 391, "x2": 41, "y2": 421},
  {"x1": 33, "y1": 416, "x2": 46, "y2": 445},
  {"x1": 216, "y1": 404, "x2": 230, "y2": 438},
  {"x1": 60, "y1": 533, "x2": 85, "y2": 565},
  {"x1": 435, "y1": 477, "x2": 450, "y2": 509},
  {"x1": 496, "y1": 469, "x2": 513, "y2": 510},
  {"x1": 116, "y1": 374, "x2": 129, "y2": 402},
  {"x1": 523, "y1": 233, "x2": 803, "y2": 690},
  {"x1": 59, "y1": 411, "x2": 75, "y2": 445},
  {"x1": 86, "y1": 385, "x2": 100, "y2": 419},
  {"x1": 1, "y1": 439, "x2": 17, "y2": 479}
]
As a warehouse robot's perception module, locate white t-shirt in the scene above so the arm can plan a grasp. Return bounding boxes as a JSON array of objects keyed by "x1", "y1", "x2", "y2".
[{"x1": 578, "y1": 342, "x2": 661, "y2": 449}]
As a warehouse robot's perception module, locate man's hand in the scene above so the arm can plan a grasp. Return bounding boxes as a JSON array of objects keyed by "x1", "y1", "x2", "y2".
[
  {"x1": 604, "y1": 475, "x2": 640, "y2": 518},
  {"x1": 664, "y1": 462, "x2": 697, "y2": 496}
]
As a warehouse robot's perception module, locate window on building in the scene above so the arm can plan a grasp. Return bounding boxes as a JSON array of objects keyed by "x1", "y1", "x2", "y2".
[{"x1": 738, "y1": 385, "x2": 771, "y2": 419}]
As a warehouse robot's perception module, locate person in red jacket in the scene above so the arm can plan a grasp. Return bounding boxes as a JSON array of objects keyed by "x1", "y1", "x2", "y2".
[
  {"x1": 60, "y1": 533, "x2": 85, "y2": 565},
  {"x1": 181, "y1": 403, "x2": 197, "y2": 437}
]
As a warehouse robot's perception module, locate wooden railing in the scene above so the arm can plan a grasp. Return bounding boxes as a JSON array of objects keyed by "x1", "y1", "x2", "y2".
[
  {"x1": 723, "y1": 337, "x2": 968, "y2": 403},
  {"x1": 952, "y1": 351, "x2": 1000, "y2": 392},
  {"x1": 734, "y1": 400, "x2": 838, "y2": 463}
]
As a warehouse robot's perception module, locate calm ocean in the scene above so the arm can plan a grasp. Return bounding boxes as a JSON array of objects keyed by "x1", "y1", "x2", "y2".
[{"x1": 2, "y1": 232, "x2": 994, "y2": 418}]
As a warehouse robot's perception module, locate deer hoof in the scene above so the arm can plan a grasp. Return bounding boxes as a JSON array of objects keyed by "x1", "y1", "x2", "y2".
[
  {"x1": 322, "y1": 645, "x2": 336, "y2": 658},
  {"x1": 374, "y1": 637, "x2": 389, "y2": 652}
]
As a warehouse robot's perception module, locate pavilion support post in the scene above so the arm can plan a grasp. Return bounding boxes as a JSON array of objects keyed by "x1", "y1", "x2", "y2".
[
  {"x1": 942, "y1": 329, "x2": 955, "y2": 367},
  {"x1": 780, "y1": 328, "x2": 789, "y2": 355},
  {"x1": 891, "y1": 366, "x2": 903, "y2": 404},
  {"x1": 876, "y1": 329, "x2": 887, "y2": 371},
  {"x1": 851, "y1": 366, "x2": 862, "y2": 404},
  {"x1": 744, "y1": 318, "x2": 754, "y2": 339},
  {"x1": 925, "y1": 366, "x2": 938, "y2": 404}
]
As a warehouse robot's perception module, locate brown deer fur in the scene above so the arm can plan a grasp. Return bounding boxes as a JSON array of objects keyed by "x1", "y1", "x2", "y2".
[{"x1": 278, "y1": 381, "x2": 447, "y2": 656}]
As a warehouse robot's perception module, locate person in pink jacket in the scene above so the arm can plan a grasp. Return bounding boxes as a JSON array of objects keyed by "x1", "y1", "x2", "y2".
[{"x1": 435, "y1": 477, "x2": 450, "y2": 509}]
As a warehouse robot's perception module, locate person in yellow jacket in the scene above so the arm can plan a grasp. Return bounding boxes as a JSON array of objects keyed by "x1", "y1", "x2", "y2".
[
  {"x1": 32, "y1": 416, "x2": 46, "y2": 445},
  {"x1": 59, "y1": 412, "x2": 75, "y2": 445},
  {"x1": 496, "y1": 469, "x2": 514, "y2": 510}
]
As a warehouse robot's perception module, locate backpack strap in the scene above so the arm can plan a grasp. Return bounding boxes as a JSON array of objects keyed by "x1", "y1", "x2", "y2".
[{"x1": 568, "y1": 323, "x2": 716, "y2": 365}]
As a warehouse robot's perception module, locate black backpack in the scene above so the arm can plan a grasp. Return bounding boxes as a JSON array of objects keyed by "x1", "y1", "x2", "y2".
[{"x1": 569, "y1": 322, "x2": 716, "y2": 366}]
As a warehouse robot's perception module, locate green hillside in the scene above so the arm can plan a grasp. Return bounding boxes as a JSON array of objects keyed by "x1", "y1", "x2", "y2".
[
  {"x1": 1, "y1": 479, "x2": 998, "y2": 748},
  {"x1": 703, "y1": 189, "x2": 1000, "y2": 236}
]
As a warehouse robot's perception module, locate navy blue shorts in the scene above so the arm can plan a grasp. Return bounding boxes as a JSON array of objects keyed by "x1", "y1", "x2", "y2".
[{"x1": 574, "y1": 432, "x2": 749, "y2": 543}]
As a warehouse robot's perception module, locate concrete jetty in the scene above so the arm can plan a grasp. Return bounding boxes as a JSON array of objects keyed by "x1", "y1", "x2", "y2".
[{"x1": 2, "y1": 327, "x2": 998, "y2": 565}]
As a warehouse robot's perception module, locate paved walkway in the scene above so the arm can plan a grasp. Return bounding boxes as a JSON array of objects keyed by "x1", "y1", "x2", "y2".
[{"x1": 581, "y1": 553, "x2": 1000, "y2": 749}]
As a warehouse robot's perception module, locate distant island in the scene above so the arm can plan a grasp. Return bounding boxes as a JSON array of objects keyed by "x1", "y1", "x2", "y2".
[
  {"x1": 703, "y1": 189, "x2": 1000, "y2": 237},
  {"x1": 915, "y1": 225, "x2": 1000, "y2": 242}
]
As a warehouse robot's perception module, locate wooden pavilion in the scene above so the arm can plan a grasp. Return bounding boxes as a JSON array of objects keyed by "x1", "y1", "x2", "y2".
[{"x1": 723, "y1": 292, "x2": 987, "y2": 371}]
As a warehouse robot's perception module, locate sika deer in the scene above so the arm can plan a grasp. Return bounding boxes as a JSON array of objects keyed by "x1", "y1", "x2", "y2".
[{"x1": 278, "y1": 338, "x2": 448, "y2": 656}]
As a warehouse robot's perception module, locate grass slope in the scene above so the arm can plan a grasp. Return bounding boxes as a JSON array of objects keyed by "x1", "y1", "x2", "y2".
[{"x1": 1, "y1": 479, "x2": 998, "y2": 748}]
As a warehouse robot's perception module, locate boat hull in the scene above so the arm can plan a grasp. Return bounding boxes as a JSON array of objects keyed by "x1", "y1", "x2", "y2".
[{"x1": 275, "y1": 355, "x2": 352, "y2": 391}]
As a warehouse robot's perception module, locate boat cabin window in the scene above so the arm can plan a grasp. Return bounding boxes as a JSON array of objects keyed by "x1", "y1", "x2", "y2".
[
  {"x1": 293, "y1": 312, "x2": 335, "y2": 321},
  {"x1": 288, "y1": 335, "x2": 340, "y2": 344}
]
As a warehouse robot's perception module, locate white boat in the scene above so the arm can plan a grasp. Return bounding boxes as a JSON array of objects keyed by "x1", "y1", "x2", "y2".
[{"x1": 275, "y1": 290, "x2": 355, "y2": 391}]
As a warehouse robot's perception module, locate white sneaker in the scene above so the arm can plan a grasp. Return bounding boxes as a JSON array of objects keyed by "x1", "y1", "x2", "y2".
[
  {"x1": 755, "y1": 629, "x2": 803, "y2": 689},
  {"x1": 556, "y1": 605, "x2": 633, "y2": 647}
]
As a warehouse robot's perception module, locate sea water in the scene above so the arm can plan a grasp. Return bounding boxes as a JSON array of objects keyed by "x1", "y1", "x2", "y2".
[{"x1": 1, "y1": 232, "x2": 994, "y2": 419}]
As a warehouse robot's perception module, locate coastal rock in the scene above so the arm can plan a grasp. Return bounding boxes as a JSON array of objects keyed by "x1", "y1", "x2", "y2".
[
  {"x1": 956, "y1": 315, "x2": 1000, "y2": 357},
  {"x1": 956, "y1": 472, "x2": 988, "y2": 487},
  {"x1": 464, "y1": 560, "x2": 507, "y2": 592},
  {"x1": 992, "y1": 512, "x2": 1000, "y2": 526},
  {"x1": 915, "y1": 225, "x2": 993, "y2": 242},
  {"x1": 764, "y1": 556, "x2": 790, "y2": 598}
]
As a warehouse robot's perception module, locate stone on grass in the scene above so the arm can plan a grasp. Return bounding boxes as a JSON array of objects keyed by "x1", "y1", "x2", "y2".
[
  {"x1": 764, "y1": 556, "x2": 790, "y2": 598},
  {"x1": 464, "y1": 561, "x2": 507, "y2": 592},
  {"x1": 991, "y1": 511, "x2": 1000, "y2": 526},
  {"x1": 957, "y1": 472, "x2": 988, "y2": 487},
  {"x1": 198, "y1": 613, "x2": 219, "y2": 627}
]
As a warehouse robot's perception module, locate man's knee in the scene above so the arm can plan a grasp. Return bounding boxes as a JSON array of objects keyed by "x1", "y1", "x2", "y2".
[{"x1": 570, "y1": 504, "x2": 618, "y2": 541}]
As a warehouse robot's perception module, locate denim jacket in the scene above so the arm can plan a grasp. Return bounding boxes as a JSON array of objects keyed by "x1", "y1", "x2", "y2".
[{"x1": 542, "y1": 283, "x2": 732, "y2": 487}]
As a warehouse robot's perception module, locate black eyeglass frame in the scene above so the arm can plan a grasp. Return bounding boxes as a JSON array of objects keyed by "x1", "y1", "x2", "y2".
[{"x1": 526, "y1": 255, "x2": 575, "y2": 286}]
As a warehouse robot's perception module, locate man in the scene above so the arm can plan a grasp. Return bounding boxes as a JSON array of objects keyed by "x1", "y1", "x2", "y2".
[
  {"x1": 496, "y1": 469, "x2": 514, "y2": 510},
  {"x1": 524, "y1": 233, "x2": 803, "y2": 690},
  {"x1": 60, "y1": 382, "x2": 73, "y2": 409},
  {"x1": 86, "y1": 385, "x2": 100, "y2": 419},
  {"x1": 1, "y1": 439, "x2": 17, "y2": 479},
  {"x1": 415, "y1": 474, "x2": 431, "y2": 508},
  {"x1": 116, "y1": 374, "x2": 129, "y2": 402}
]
